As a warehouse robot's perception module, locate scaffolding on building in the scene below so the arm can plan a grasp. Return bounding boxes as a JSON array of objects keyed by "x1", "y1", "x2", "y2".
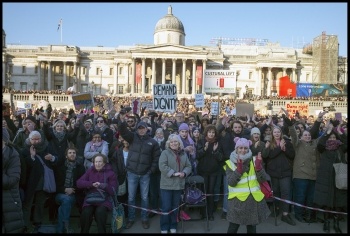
[
  {"x1": 209, "y1": 37, "x2": 269, "y2": 47},
  {"x1": 311, "y1": 31, "x2": 338, "y2": 84}
]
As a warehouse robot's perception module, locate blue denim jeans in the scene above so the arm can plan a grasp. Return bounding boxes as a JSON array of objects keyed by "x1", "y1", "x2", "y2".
[
  {"x1": 293, "y1": 178, "x2": 315, "y2": 218},
  {"x1": 127, "y1": 171, "x2": 150, "y2": 221},
  {"x1": 222, "y1": 174, "x2": 228, "y2": 212},
  {"x1": 160, "y1": 189, "x2": 182, "y2": 231},
  {"x1": 55, "y1": 193, "x2": 76, "y2": 233}
]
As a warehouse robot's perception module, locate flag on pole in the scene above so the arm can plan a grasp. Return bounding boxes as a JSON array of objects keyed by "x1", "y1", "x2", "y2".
[{"x1": 57, "y1": 19, "x2": 62, "y2": 31}]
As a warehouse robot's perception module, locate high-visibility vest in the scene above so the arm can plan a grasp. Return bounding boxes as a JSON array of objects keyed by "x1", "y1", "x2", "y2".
[{"x1": 225, "y1": 159, "x2": 264, "y2": 202}]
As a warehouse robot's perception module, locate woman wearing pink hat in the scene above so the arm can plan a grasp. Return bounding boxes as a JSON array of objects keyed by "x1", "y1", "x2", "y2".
[{"x1": 225, "y1": 137, "x2": 270, "y2": 233}]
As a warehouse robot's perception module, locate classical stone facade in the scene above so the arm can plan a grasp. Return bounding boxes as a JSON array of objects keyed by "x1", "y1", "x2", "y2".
[{"x1": 2, "y1": 6, "x2": 347, "y2": 98}]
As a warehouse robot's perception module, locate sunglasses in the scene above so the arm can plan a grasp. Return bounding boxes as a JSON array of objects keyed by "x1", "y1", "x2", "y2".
[
  {"x1": 127, "y1": 120, "x2": 134, "y2": 123},
  {"x1": 97, "y1": 120, "x2": 104, "y2": 123}
]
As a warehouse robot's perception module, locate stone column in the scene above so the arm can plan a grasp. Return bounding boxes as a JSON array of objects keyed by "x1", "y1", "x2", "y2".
[
  {"x1": 292, "y1": 68, "x2": 295, "y2": 83},
  {"x1": 162, "y1": 58, "x2": 166, "y2": 84},
  {"x1": 114, "y1": 62, "x2": 118, "y2": 95},
  {"x1": 257, "y1": 67, "x2": 261, "y2": 96},
  {"x1": 125, "y1": 63, "x2": 130, "y2": 93},
  {"x1": 267, "y1": 67, "x2": 272, "y2": 96},
  {"x1": 38, "y1": 61, "x2": 42, "y2": 90},
  {"x1": 141, "y1": 58, "x2": 146, "y2": 94},
  {"x1": 151, "y1": 58, "x2": 156, "y2": 93},
  {"x1": 192, "y1": 59, "x2": 197, "y2": 95},
  {"x1": 48, "y1": 61, "x2": 52, "y2": 90},
  {"x1": 172, "y1": 59, "x2": 176, "y2": 85},
  {"x1": 63, "y1": 62, "x2": 67, "y2": 90},
  {"x1": 202, "y1": 59, "x2": 207, "y2": 93},
  {"x1": 182, "y1": 59, "x2": 186, "y2": 94},
  {"x1": 282, "y1": 68, "x2": 286, "y2": 77},
  {"x1": 131, "y1": 59, "x2": 135, "y2": 93},
  {"x1": 73, "y1": 62, "x2": 78, "y2": 92}
]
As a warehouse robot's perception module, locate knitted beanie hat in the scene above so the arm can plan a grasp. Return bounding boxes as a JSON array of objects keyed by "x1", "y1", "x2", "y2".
[
  {"x1": 234, "y1": 137, "x2": 252, "y2": 149},
  {"x1": 178, "y1": 123, "x2": 189, "y2": 131},
  {"x1": 250, "y1": 127, "x2": 261, "y2": 136}
]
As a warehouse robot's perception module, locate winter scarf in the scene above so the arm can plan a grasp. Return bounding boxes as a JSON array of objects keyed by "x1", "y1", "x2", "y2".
[
  {"x1": 64, "y1": 160, "x2": 77, "y2": 188},
  {"x1": 325, "y1": 139, "x2": 342, "y2": 151},
  {"x1": 90, "y1": 141, "x2": 103, "y2": 152},
  {"x1": 53, "y1": 129, "x2": 66, "y2": 142}
]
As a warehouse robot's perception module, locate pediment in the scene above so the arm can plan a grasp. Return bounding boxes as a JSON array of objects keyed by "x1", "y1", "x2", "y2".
[{"x1": 133, "y1": 44, "x2": 202, "y2": 53}]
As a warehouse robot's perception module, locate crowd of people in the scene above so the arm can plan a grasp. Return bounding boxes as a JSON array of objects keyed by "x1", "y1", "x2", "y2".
[{"x1": 2, "y1": 96, "x2": 347, "y2": 233}]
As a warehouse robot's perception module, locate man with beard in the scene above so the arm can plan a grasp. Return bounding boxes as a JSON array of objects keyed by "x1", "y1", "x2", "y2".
[
  {"x1": 20, "y1": 131, "x2": 57, "y2": 233},
  {"x1": 54, "y1": 147, "x2": 85, "y2": 233}
]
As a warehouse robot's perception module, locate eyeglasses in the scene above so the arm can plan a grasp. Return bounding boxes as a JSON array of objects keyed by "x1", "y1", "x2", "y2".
[
  {"x1": 238, "y1": 147, "x2": 249, "y2": 150},
  {"x1": 127, "y1": 120, "x2": 134, "y2": 123},
  {"x1": 97, "y1": 120, "x2": 104, "y2": 123}
]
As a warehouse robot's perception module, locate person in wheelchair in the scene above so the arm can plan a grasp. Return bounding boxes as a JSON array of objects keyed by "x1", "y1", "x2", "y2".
[{"x1": 225, "y1": 137, "x2": 270, "y2": 233}]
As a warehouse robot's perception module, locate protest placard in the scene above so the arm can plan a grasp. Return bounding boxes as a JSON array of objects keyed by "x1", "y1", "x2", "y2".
[
  {"x1": 236, "y1": 103, "x2": 254, "y2": 117},
  {"x1": 195, "y1": 94, "x2": 204, "y2": 108},
  {"x1": 153, "y1": 84, "x2": 177, "y2": 113},
  {"x1": 72, "y1": 92, "x2": 94, "y2": 110},
  {"x1": 285, "y1": 102, "x2": 309, "y2": 117},
  {"x1": 211, "y1": 102, "x2": 219, "y2": 116}
]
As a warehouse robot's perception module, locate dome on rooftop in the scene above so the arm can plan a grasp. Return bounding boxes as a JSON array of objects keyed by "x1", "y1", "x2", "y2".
[{"x1": 154, "y1": 5, "x2": 185, "y2": 35}]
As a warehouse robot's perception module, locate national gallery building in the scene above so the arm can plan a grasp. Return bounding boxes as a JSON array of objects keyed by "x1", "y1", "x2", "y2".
[{"x1": 2, "y1": 6, "x2": 347, "y2": 99}]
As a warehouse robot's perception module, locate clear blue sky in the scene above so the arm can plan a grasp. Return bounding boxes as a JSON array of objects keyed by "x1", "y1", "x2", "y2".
[{"x1": 3, "y1": 2, "x2": 348, "y2": 56}]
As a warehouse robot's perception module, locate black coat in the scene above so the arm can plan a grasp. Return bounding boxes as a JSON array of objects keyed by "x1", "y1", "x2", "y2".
[
  {"x1": 262, "y1": 139, "x2": 295, "y2": 179},
  {"x1": 196, "y1": 138, "x2": 224, "y2": 175},
  {"x1": 314, "y1": 133, "x2": 347, "y2": 208},
  {"x1": 119, "y1": 121, "x2": 161, "y2": 175},
  {"x1": 20, "y1": 139, "x2": 58, "y2": 202},
  {"x1": 110, "y1": 146, "x2": 127, "y2": 186},
  {"x1": 2, "y1": 145, "x2": 25, "y2": 233}
]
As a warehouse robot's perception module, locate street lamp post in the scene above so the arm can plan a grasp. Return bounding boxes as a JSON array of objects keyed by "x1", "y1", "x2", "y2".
[
  {"x1": 91, "y1": 81, "x2": 95, "y2": 96},
  {"x1": 73, "y1": 73, "x2": 77, "y2": 92},
  {"x1": 6, "y1": 71, "x2": 11, "y2": 90},
  {"x1": 235, "y1": 70, "x2": 240, "y2": 101}
]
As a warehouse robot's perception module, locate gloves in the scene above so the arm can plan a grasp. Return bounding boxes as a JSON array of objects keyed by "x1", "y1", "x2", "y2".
[
  {"x1": 282, "y1": 114, "x2": 293, "y2": 127},
  {"x1": 254, "y1": 158, "x2": 263, "y2": 171},
  {"x1": 236, "y1": 159, "x2": 243, "y2": 174}
]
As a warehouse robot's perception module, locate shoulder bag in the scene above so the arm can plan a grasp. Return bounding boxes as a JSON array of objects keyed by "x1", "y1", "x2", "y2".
[
  {"x1": 111, "y1": 187, "x2": 125, "y2": 233},
  {"x1": 85, "y1": 172, "x2": 108, "y2": 204},
  {"x1": 37, "y1": 155, "x2": 56, "y2": 193},
  {"x1": 333, "y1": 152, "x2": 347, "y2": 190}
]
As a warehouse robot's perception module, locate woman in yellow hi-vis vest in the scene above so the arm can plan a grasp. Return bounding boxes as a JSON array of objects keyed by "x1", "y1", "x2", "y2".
[{"x1": 226, "y1": 137, "x2": 270, "y2": 233}]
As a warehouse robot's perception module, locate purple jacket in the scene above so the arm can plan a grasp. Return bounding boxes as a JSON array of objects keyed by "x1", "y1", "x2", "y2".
[{"x1": 77, "y1": 163, "x2": 117, "y2": 211}]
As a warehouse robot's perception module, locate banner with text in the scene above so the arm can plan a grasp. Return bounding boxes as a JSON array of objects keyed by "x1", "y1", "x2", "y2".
[
  {"x1": 153, "y1": 84, "x2": 177, "y2": 113},
  {"x1": 72, "y1": 92, "x2": 94, "y2": 110},
  {"x1": 285, "y1": 102, "x2": 309, "y2": 117},
  {"x1": 203, "y1": 70, "x2": 235, "y2": 93}
]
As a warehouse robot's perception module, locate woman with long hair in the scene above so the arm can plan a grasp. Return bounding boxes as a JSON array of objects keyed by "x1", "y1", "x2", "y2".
[
  {"x1": 196, "y1": 124, "x2": 224, "y2": 221},
  {"x1": 159, "y1": 134, "x2": 192, "y2": 233},
  {"x1": 262, "y1": 125, "x2": 296, "y2": 226}
]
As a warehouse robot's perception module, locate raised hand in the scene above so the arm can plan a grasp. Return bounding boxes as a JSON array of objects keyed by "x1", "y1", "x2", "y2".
[{"x1": 236, "y1": 157, "x2": 243, "y2": 174}]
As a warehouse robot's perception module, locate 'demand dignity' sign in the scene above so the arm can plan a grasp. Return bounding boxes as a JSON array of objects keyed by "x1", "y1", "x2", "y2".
[{"x1": 153, "y1": 84, "x2": 177, "y2": 113}]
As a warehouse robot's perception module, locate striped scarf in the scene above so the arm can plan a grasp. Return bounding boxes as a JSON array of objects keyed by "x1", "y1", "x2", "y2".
[{"x1": 64, "y1": 160, "x2": 76, "y2": 188}]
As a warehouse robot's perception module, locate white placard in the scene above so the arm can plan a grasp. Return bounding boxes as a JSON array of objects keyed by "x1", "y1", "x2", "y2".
[
  {"x1": 153, "y1": 84, "x2": 177, "y2": 113},
  {"x1": 204, "y1": 70, "x2": 236, "y2": 93},
  {"x1": 195, "y1": 94, "x2": 204, "y2": 108}
]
